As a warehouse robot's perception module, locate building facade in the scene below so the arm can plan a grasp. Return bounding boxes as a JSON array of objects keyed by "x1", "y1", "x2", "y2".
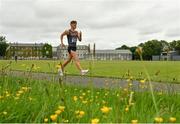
[
  {"x1": 6, "y1": 43, "x2": 44, "y2": 59},
  {"x1": 152, "y1": 51, "x2": 180, "y2": 61},
  {"x1": 85, "y1": 50, "x2": 132, "y2": 60},
  {"x1": 56, "y1": 45, "x2": 89, "y2": 59}
]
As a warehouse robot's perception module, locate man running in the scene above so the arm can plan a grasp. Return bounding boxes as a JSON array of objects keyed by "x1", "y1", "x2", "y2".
[{"x1": 59, "y1": 20, "x2": 89, "y2": 76}]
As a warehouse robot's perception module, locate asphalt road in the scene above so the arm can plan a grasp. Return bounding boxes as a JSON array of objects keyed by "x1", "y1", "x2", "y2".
[{"x1": 4, "y1": 70, "x2": 180, "y2": 93}]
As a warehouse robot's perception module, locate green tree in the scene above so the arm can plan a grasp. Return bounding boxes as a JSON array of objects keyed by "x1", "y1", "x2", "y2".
[
  {"x1": 0, "y1": 36, "x2": 9, "y2": 57},
  {"x1": 130, "y1": 46, "x2": 140, "y2": 60},
  {"x1": 141, "y1": 40, "x2": 162, "y2": 60},
  {"x1": 42, "y1": 43, "x2": 52, "y2": 58},
  {"x1": 169, "y1": 40, "x2": 180, "y2": 53},
  {"x1": 116, "y1": 45, "x2": 129, "y2": 50}
]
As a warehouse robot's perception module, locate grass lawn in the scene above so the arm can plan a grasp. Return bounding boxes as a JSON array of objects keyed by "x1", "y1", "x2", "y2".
[
  {"x1": 0, "y1": 75, "x2": 180, "y2": 123},
  {"x1": 0, "y1": 60, "x2": 180, "y2": 83}
]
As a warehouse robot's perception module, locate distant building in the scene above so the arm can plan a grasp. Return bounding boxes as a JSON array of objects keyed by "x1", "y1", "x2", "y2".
[
  {"x1": 152, "y1": 51, "x2": 180, "y2": 61},
  {"x1": 85, "y1": 49, "x2": 132, "y2": 60},
  {"x1": 56, "y1": 45, "x2": 89, "y2": 59},
  {"x1": 6, "y1": 43, "x2": 44, "y2": 59},
  {"x1": 52, "y1": 47, "x2": 58, "y2": 59}
]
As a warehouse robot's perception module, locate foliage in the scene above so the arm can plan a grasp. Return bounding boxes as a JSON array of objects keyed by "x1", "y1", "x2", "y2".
[
  {"x1": 42, "y1": 43, "x2": 52, "y2": 58},
  {"x1": 0, "y1": 36, "x2": 9, "y2": 57}
]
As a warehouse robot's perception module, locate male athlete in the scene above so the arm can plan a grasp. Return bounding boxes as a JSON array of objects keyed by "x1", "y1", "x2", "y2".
[{"x1": 59, "y1": 20, "x2": 89, "y2": 76}]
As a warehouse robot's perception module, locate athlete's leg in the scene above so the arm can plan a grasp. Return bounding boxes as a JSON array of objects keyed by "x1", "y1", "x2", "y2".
[
  {"x1": 70, "y1": 51, "x2": 82, "y2": 71},
  {"x1": 62, "y1": 54, "x2": 73, "y2": 70}
]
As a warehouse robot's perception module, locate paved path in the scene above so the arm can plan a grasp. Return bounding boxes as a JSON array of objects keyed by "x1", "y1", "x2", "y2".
[{"x1": 5, "y1": 70, "x2": 180, "y2": 93}]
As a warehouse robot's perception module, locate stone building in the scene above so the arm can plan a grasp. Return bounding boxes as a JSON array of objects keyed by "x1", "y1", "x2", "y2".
[
  {"x1": 85, "y1": 49, "x2": 132, "y2": 60},
  {"x1": 56, "y1": 45, "x2": 89, "y2": 59},
  {"x1": 6, "y1": 43, "x2": 44, "y2": 59},
  {"x1": 152, "y1": 51, "x2": 180, "y2": 61}
]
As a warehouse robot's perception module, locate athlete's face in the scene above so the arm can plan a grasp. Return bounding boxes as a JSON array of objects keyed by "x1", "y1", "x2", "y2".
[{"x1": 70, "y1": 23, "x2": 77, "y2": 30}]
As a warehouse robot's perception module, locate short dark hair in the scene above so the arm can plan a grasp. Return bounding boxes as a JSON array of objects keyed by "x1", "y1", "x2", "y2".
[{"x1": 70, "y1": 20, "x2": 77, "y2": 24}]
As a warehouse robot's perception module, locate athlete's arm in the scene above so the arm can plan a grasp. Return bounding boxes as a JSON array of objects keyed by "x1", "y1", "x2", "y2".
[
  {"x1": 60, "y1": 30, "x2": 68, "y2": 47},
  {"x1": 77, "y1": 31, "x2": 82, "y2": 41}
]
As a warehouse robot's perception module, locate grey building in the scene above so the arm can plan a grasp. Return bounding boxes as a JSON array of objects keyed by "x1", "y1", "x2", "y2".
[
  {"x1": 52, "y1": 47, "x2": 58, "y2": 59},
  {"x1": 6, "y1": 43, "x2": 44, "y2": 59},
  {"x1": 152, "y1": 51, "x2": 180, "y2": 61},
  {"x1": 56, "y1": 45, "x2": 89, "y2": 59},
  {"x1": 85, "y1": 49, "x2": 132, "y2": 60}
]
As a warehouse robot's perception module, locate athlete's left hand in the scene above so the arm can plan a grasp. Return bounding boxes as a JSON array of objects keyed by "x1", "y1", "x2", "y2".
[{"x1": 78, "y1": 31, "x2": 82, "y2": 41}]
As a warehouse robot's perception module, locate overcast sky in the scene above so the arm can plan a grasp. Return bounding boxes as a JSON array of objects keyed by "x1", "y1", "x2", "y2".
[{"x1": 0, "y1": 0, "x2": 180, "y2": 49}]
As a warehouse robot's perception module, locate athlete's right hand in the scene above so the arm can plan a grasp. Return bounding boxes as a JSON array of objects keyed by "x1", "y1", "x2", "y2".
[{"x1": 61, "y1": 43, "x2": 65, "y2": 48}]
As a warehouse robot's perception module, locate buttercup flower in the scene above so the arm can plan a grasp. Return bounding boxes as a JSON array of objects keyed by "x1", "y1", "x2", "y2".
[
  {"x1": 154, "y1": 117, "x2": 163, "y2": 123},
  {"x1": 101, "y1": 106, "x2": 111, "y2": 114},
  {"x1": 169, "y1": 117, "x2": 176, "y2": 123},
  {"x1": 55, "y1": 110, "x2": 62, "y2": 115},
  {"x1": 44, "y1": 118, "x2": 48, "y2": 123},
  {"x1": 73, "y1": 96, "x2": 78, "y2": 101},
  {"x1": 58, "y1": 105, "x2": 65, "y2": 111},
  {"x1": 50, "y1": 114, "x2": 57, "y2": 121},
  {"x1": 131, "y1": 119, "x2": 138, "y2": 124},
  {"x1": 91, "y1": 118, "x2": 99, "y2": 124}
]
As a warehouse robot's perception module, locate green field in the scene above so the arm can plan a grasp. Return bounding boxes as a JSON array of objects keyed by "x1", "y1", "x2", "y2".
[
  {"x1": 0, "y1": 75, "x2": 179, "y2": 123},
  {"x1": 0, "y1": 60, "x2": 180, "y2": 83}
]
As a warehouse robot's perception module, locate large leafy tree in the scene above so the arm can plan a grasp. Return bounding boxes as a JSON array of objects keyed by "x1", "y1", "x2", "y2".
[
  {"x1": 141, "y1": 40, "x2": 163, "y2": 60},
  {"x1": 129, "y1": 46, "x2": 140, "y2": 60},
  {"x1": 116, "y1": 45, "x2": 129, "y2": 50},
  {"x1": 0, "y1": 36, "x2": 9, "y2": 57},
  {"x1": 169, "y1": 40, "x2": 180, "y2": 53},
  {"x1": 42, "y1": 43, "x2": 52, "y2": 58}
]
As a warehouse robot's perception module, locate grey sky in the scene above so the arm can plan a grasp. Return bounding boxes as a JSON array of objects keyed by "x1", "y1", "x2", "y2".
[{"x1": 0, "y1": 0, "x2": 180, "y2": 49}]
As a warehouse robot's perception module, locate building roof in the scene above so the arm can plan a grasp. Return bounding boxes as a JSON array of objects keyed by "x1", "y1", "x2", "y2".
[
  {"x1": 52, "y1": 47, "x2": 57, "y2": 52},
  {"x1": 95, "y1": 49, "x2": 132, "y2": 54},
  {"x1": 9, "y1": 43, "x2": 44, "y2": 47}
]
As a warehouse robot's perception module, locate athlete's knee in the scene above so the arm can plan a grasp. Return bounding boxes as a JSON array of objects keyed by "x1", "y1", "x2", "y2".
[
  {"x1": 72, "y1": 55, "x2": 77, "y2": 60},
  {"x1": 67, "y1": 58, "x2": 72, "y2": 62}
]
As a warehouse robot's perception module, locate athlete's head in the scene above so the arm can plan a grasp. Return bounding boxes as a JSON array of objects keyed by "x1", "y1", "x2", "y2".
[{"x1": 70, "y1": 20, "x2": 77, "y2": 30}]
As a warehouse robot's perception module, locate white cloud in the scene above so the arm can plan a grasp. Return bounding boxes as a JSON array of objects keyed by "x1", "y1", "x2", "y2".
[{"x1": 0, "y1": 0, "x2": 180, "y2": 49}]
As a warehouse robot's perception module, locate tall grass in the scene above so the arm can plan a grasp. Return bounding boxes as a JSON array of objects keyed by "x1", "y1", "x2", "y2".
[{"x1": 0, "y1": 58, "x2": 180, "y2": 123}]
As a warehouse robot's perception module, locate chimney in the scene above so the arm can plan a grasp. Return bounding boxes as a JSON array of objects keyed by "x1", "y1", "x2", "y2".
[
  {"x1": 88, "y1": 44, "x2": 90, "y2": 53},
  {"x1": 93, "y1": 43, "x2": 96, "y2": 57}
]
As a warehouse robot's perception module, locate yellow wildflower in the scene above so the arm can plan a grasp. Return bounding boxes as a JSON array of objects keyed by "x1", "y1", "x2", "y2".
[
  {"x1": 79, "y1": 111, "x2": 85, "y2": 117},
  {"x1": 154, "y1": 117, "x2": 163, "y2": 123},
  {"x1": 58, "y1": 106, "x2": 65, "y2": 111},
  {"x1": 101, "y1": 106, "x2": 111, "y2": 114},
  {"x1": 0, "y1": 95, "x2": 4, "y2": 99},
  {"x1": 131, "y1": 119, "x2": 138, "y2": 124},
  {"x1": 125, "y1": 107, "x2": 129, "y2": 112},
  {"x1": 56, "y1": 64, "x2": 61, "y2": 69},
  {"x1": 140, "y1": 79, "x2": 145, "y2": 84},
  {"x1": 75, "y1": 110, "x2": 85, "y2": 118},
  {"x1": 44, "y1": 118, "x2": 48, "y2": 123},
  {"x1": 16, "y1": 93, "x2": 20, "y2": 97},
  {"x1": 21, "y1": 87, "x2": 28, "y2": 91},
  {"x1": 79, "y1": 96, "x2": 83, "y2": 100},
  {"x1": 91, "y1": 118, "x2": 99, "y2": 124},
  {"x1": 73, "y1": 96, "x2": 78, "y2": 102},
  {"x1": 6, "y1": 93, "x2": 10, "y2": 97},
  {"x1": 82, "y1": 100, "x2": 88, "y2": 104},
  {"x1": 3, "y1": 111, "x2": 7, "y2": 115},
  {"x1": 50, "y1": 114, "x2": 57, "y2": 121},
  {"x1": 169, "y1": 117, "x2": 176, "y2": 123},
  {"x1": 55, "y1": 110, "x2": 62, "y2": 115},
  {"x1": 18, "y1": 90, "x2": 24, "y2": 94}
]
